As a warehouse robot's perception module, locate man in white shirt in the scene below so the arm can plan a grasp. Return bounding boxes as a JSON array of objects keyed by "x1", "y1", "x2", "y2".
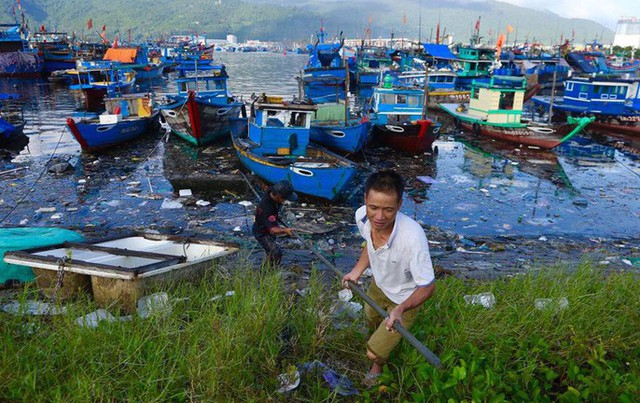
[{"x1": 342, "y1": 170, "x2": 436, "y2": 387}]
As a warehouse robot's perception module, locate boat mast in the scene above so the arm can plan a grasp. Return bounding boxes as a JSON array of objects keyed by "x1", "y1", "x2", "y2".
[
  {"x1": 422, "y1": 63, "x2": 429, "y2": 120},
  {"x1": 548, "y1": 69, "x2": 557, "y2": 125},
  {"x1": 344, "y1": 56, "x2": 350, "y2": 124}
]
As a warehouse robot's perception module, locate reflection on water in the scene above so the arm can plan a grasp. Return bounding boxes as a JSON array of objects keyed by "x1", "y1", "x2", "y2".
[{"x1": 0, "y1": 53, "x2": 639, "y2": 238}]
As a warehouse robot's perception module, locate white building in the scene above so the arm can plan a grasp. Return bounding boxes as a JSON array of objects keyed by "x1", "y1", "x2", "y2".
[
  {"x1": 226, "y1": 34, "x2": 237, "y2": 44},
  {"x1": 613, "y1": 17, "x2": 640, "y2": 48}
]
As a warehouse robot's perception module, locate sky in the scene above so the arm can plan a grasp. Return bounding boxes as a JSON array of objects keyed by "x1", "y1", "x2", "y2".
[{"x1": 500, "y1": 0, "x2": 637, "y2": 30}]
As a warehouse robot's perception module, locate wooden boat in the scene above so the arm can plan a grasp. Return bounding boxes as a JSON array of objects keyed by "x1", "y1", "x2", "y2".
[
  {"x1": 0, "y1": 23, "x2": 42, "y2": 77},
  {"x1": 65, "y1": 93, "x2": 160, "y2": 153},
  {"x1": 68, "y1": 60, "x2": 136, "y2": 112},
  {"x1": 102, "y1": 46, "x2": 166, "y2": 80},
  {"x1": 370, "y1": 82, "x2": 442, "y2": 154},
  {"x1": 229, "y1": 95, "x2": 357, "y2": 200},
  {"x1": 302, "y1": 28, "x2": 350, "y2": 103},
  {"x1": 0, "y1": 227, "x2": 84, "y2": 286},
  {"x1": 531, "y1": 75, "x2": 640, "y2": 137},
  {"x1": 440, "y1": 76, "x2": 594, "y2": 149},
  {"x1": 3, "y1": 233, "x2": 238, "y2": 313},
  {"x1": 310, "y1": 101, "x2": 370, "y2": 154},
  {"x1": 159, "y1": 63, "x2": 243, "y2": 146}
]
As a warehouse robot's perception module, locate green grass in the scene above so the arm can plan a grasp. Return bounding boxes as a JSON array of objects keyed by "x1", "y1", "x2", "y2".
[{"x1": 1, "y1": 259, "x2": 639, "y2": 401}]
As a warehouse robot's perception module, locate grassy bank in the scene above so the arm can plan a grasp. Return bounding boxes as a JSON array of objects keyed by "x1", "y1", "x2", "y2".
[{"x1": 1, "y1": 259, "x2": 638, "y2": 401}]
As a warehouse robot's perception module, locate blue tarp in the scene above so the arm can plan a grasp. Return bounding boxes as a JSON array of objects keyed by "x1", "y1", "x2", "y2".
[{"x1": 421, "y1": 44, "x2": 457, "y2": 60}]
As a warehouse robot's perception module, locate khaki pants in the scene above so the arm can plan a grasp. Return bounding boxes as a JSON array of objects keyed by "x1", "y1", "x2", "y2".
[{"x1": 365, "y1": 280, "x2": 421, "y2": 362}]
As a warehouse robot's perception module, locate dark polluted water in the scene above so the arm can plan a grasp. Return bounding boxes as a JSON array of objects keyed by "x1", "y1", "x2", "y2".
[{"x1": 1, "y1": 53, "x2": 640, "y2": 260}]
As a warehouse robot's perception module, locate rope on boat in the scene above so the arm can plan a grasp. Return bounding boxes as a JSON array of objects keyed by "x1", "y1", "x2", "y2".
[{"x1": 238, "y1": 170, "x2": 442, "y2": 368}]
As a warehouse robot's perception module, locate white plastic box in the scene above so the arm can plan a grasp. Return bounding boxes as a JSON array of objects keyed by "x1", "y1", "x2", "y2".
[{"x1": 99, "y1": 113, "x2": 123, "y2": 124}]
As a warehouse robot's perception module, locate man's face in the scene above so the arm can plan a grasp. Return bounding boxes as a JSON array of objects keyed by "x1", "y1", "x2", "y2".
[{"x1": 364, "y1": 189, "x2": 401, "y2": 232}]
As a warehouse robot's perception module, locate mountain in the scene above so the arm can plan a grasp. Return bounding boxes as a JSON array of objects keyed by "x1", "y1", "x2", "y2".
[{"x1": 2, "y1": 0, "x2": 613, "y2": 45}]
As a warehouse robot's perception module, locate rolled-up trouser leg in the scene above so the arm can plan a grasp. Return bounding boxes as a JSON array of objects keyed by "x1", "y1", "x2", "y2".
[
  {"x1": 255, "y1": 234, "x2": 283, "y2": 267},
  {"x1": 364, "y1": 280, "x2": 421, "y2": 362}
]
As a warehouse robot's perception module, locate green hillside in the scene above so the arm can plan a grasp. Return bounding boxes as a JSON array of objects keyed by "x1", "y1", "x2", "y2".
[{"x1": 1, "y1": 0, "x2": 613, "y2": 45}]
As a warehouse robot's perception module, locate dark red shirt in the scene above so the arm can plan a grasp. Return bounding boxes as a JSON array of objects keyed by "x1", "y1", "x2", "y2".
[{"x1": 253, "y1": 193, "x2": 279, "y2": 236}]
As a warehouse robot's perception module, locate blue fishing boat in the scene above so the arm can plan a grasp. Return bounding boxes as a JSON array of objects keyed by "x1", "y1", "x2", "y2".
[
  {"x1": 230, "y1": 95, "x2": 357, "y2": 200},
  {"x1": 354, "y1": 45, "x2": 394, "y2": 98},
  {"x1": 0, "y1": 23, "x2": 42, "y2": 77},
  {"x1": 531, "y1": 75, "x2": 640, "y2": 137},
  {"x1": 302, "y1": 28, "x2": 352, "y2": 103},
  {"x1": 310, "y1": 101, "x2": 370, "y2": 154},
  {"x1": 103, "y1": 45, "x2": 166, "y2": 80},
  {"x1": 66, "y1": 93, "x2": 159, "y2": 153},
  {"x1": 68, "y1": 60, "x2": 136, "y2": 112},
  {"x1": 370, "y1": 76, "x2": 442, "y2": 154},
  {"x1": 159, "y1": 63, "x2": 243, "y2": 146}
]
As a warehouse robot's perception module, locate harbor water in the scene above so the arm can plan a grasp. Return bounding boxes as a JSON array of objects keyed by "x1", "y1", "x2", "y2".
[{"x1": 1, "y1": 52, "x2": 639, "y2": 243}]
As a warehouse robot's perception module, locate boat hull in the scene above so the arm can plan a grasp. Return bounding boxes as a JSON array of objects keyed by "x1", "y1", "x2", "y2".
[
  {"x1": 160, "y1": 93, "x2": 243, "y2": 146},
  {"x1": 373, "y1": 119, "x2": 440, "y2": 154},
  {"x1": 310, "y1": 121, "x2": 370, "y2": 153},
  {"x1": 65, "y1": 112, "x2": 159, "y2": 153},
  {"x1": 440, "y1": 103, "x2": 575, "y2": 149},
  {"x1": 230, "y1": 119, "x2": 357, "y2": 200}
]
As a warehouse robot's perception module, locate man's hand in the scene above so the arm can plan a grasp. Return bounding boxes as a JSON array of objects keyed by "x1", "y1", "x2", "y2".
[
  {"x1": 341, "y1": 270, "x2": 360, "y2": 288},
  {"x1": 385, "y1": 306, "x2": 405, "y2": 333}
]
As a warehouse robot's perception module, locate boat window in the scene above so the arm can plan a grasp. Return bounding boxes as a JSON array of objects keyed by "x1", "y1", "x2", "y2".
[
  {"x1": 396, "y1": 94, "x2": 407, "y2": 104},
  {"x1": 499, "y1": 92, "x2": 515, "y2": 110},
  {"x1": 580, "y1": 85, "x2": 588, "y2": 92},
  {"x1": 289, "y1": 112, "x2": 306, "y2": 127},
  {"x1": 381, "y1": 94, "x2": 395, "y2": 104},
  {"x1": 566, "y1": 82, "x2": 574, "y2": 91},
  {"x1": 407, "y1": 96, "x2": 420, "y2": 106},
  {"x1": 471, "y1": 88, "x2": 479, "y2": 99},
  {"x1": 619, "y1": 86, "x2": 626, "y2": 95},
  {"x1": 388, "y1": 114, "x2": 411, "y2": 124}
]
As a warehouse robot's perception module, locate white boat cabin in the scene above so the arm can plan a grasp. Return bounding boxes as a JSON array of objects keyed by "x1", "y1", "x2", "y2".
[{"x1": 467, "y1": 76, "x2": 526, "y2": 124}]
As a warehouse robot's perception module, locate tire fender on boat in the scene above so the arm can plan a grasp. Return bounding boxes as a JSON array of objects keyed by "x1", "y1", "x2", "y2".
[
  {"x1": 472, "y1": 123, "x2": 480, "y2": 135},
  {"x1": 385, "y1": 125, "x2": 404, "y2": 133}
]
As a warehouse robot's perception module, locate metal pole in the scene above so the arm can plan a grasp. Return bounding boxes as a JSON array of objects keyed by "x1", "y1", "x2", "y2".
[
  {"x1": 548, "y1": 69, "x2": 557, "y2": 125},
  {"x1": 239, "y1": 171, "x2": 442, "y2": 368}
]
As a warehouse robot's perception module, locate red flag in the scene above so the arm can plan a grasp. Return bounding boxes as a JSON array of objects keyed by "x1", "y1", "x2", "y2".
[
  {"x1": 475, "y1": 17, "x2": 481, "y2": 31},
  {"x1": 40, "y1": 25, "x2": 45, "y2": 32},
  {"x1": 102, "y1": 24, "x2": 106, "y2": 32},
  {"x1": 113, "y1": 35, "x2": 118, "y2": 48},
  {"x1": 87, "y1": 18, "x2": 93, "y2": 30},
  {"x1": 402, "y1": 12, "x2": 407, "y2": 25},
  {"x1": 436, "y1": 22, "x2": 440, "y2": 44}
]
